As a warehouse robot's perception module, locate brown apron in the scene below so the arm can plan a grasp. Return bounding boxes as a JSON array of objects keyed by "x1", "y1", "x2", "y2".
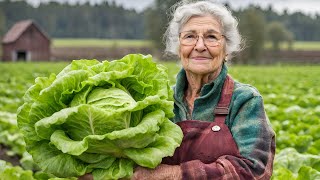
[{"x1": 163, "y1": 75, "x2": 241, "y2": 165}]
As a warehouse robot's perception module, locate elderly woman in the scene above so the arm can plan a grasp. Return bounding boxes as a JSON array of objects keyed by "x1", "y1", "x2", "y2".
[{"x1": 132, "y1": 1, "x2": 275, "y2": 180}]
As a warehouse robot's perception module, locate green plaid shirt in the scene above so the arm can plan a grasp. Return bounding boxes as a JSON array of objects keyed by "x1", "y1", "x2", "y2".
[{"x1": 172, "y1": 64, "x2": 275, "y2": 179}]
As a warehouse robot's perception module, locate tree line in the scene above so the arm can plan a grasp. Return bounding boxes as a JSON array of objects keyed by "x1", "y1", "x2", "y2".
[{"x1": 0, "y1": 0, "x2": 146, "y2": 39}]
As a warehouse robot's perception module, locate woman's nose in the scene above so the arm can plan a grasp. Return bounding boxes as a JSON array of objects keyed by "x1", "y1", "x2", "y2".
[{"x1": 194, "y1": 36, "x2": 207, "y2": 52}]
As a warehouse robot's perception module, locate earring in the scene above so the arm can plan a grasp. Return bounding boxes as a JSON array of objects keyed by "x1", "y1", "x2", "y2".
[{"x1": 224, "y1": 54, "x2": 228, "y2": 62}]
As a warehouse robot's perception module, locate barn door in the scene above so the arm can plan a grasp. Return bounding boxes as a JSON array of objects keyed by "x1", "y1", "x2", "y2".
[{"x1": 12, "y1": 50, "x2": 31, "y2": 61}]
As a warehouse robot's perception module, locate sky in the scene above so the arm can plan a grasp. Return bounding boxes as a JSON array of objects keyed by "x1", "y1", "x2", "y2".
[{"x1": 25, "y1": 0, "x2": 320, "y2": 15}]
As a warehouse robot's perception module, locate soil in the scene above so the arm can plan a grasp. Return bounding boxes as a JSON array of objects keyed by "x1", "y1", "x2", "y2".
[
  {"x1": 0, "y1": 144, "x2": 21, "y2": 166},
  {"x1": 51, "y1": 46, "x2": 154, "y2": 61}
]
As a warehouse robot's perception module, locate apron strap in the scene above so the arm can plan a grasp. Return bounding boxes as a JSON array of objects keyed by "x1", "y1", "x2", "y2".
[{"x1": 214, "y1": 75, "x2": 234, "y2": 124}]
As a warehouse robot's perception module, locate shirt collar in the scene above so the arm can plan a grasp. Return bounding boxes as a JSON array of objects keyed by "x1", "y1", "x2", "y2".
[{"x1": 174, "y1": 63, "x2": 228, "y2": 103}]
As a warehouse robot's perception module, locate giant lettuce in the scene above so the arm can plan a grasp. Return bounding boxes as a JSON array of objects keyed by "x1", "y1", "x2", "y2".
[{"x1": 17, "y1": 54, "x2": 183, "y2": 180}]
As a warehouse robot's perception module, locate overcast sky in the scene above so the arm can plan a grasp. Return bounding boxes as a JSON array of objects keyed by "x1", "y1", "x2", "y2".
[{"x1": 26, "y1": 0, "x2": 320, "y2": 15}]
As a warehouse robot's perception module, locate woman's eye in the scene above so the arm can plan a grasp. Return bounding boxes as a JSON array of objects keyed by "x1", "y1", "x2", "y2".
[
  {"x1": 184, "y1": 34, "x2": 196, "y2": 39},
  {"x1": 206, "y1": 34, "x2": 218, "y2": 40}
]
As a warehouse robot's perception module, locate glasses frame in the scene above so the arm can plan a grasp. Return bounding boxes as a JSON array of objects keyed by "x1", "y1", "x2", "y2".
[{"x1": 179, "y1": 31, "x2": 225, "y2": 47}]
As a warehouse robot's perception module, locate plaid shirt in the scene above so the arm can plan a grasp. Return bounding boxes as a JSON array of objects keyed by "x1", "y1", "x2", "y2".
[{"x1": 172, "y1": 64, "x2": 275, "y2": 179}]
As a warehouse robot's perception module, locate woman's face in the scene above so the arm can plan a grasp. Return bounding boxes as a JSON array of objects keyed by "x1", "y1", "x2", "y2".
[{"x1": 179, "y1": 15, "x2": 226, "y2": 75}]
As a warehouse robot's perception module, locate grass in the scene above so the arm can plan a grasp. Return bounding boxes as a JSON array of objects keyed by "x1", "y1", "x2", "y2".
[
  {"x1": 52, "y1": 38, "x2": 153, "y2": 48},
  {"x1": 265, "y1": 41, "x2": 320, "y2": 51},
  {"x1": 52, "y1": 38, "x2": 320, "y2": 51}
]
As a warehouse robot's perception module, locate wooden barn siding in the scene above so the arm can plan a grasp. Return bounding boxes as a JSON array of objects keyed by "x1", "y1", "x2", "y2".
[
  {"x1": 2, "y1": 25, "x2": 50, "y2": 61},
  {"x1": 2, "y1": 43, "x2": 13, "y2": 61}
]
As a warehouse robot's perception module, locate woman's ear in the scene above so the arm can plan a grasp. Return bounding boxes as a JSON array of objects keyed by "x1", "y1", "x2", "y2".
[{"x1": 225, "y1": 54, "x2": 228, "y2": 61}]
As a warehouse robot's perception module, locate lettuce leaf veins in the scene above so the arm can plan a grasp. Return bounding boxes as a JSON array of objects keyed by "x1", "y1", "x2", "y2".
[{"x1": 17, "y1": 54, "x2": 182, "y2": 180}]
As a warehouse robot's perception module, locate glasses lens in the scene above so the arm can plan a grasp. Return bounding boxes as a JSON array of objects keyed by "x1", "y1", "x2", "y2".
[
  {"x1": 180, "y1": 32, "x2": 223, "y2": 46},
  {"x1": 203, "y1": 33, "x2": 222, "y2": 46},
  {"x1": 205, "y1": 40, "x2": 219, "y2": 47},
  {"x1": 182, "y1": 39, "x2": 196, "y2": 46},
  {"x1": 180, "y1": 32, "x2": 197, "y2": 46}
]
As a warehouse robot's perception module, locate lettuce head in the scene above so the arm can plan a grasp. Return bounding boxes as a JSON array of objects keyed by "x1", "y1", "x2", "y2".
[{"x1": 17, "y1": 54, "x2": 182, "y2": 180}]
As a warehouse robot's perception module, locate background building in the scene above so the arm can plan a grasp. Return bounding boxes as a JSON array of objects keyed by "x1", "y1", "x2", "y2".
[{"x1": 1, "y1": 20, "x2": 50, "y2": 61}]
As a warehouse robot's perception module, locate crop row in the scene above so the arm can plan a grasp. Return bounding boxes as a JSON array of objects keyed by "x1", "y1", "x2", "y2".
[{"x1": 0, "y1": 61, "x2": 319, "y2": 179}]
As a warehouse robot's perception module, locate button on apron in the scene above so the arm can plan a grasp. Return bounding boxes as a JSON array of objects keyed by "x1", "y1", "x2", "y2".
[{"x1": 211, "y1": 125, "x2": 221, "y2": 132}]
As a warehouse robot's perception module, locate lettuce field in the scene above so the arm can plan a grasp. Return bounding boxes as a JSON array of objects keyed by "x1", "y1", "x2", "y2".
[{"x1": 0, "y1": 60, "x2": 320, "y2": 179}]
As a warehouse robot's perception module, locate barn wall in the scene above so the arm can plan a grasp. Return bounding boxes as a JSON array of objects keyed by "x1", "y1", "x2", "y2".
[
  {"x1": 15, "y1": 25, "x2": 50, "y2": 61},
  {"x1": 2, "y1": 24, "x2": 50, "y2": 61},
  {"x1": 2, "y1": 43, "x2": 14, "y2": 61}
]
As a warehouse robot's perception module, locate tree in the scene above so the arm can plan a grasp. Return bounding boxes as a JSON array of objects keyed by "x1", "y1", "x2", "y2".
[
  {"x1": 145, "y1": 0, "x2": 179, "y2": 52},
  {"x1": 238, "y1": 6, "x2": 266, "y2": 64},
  {"x1": 285, "y1": 31, "x2": 294, "y2": 50},
  {"x1": 0, "y1": 9, "x2": 6, "y2": 37},
  {"x1": 267, "y1": 21, "x2": 294, "y2": 51}
]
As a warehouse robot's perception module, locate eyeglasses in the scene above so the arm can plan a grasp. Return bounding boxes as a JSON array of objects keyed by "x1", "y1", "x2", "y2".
[{"x1": 179, "y1": 31, "x2": 225, "y2": 47}]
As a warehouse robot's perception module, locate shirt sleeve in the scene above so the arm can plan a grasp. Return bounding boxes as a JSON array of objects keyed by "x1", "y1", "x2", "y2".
[{"x1": 179, "y1": 96, "x2": 276, "y2": 180}]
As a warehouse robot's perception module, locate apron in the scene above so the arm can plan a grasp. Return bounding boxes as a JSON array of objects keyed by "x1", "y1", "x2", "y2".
[{"x1": 163, "y1": 75, "x2": 241, "y2": 165}]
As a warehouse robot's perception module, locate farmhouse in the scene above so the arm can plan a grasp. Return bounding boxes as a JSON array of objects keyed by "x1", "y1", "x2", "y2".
[{"x1": 1, "y1": 19, "x2": 50, "y2": 61}]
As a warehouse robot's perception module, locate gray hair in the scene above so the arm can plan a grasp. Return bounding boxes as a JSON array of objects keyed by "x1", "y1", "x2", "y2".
[{"x1": 164, "y1": 0, "x2": 242, "y2": 60}]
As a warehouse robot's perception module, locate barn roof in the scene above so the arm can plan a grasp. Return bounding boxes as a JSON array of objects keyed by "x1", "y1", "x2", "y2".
[{"x1": 2, "y1": 19, "x2": 50, "y2": 44}]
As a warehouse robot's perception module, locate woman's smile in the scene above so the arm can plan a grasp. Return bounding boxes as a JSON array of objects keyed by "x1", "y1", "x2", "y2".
[{"x1": 190, "y1": 56, "x2": 211, "y2": 61}]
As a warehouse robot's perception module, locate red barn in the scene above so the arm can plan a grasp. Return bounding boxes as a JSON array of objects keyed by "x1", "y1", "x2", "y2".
[{"x1": 1, "y1": 20, "x2": 51, "y2": 61}]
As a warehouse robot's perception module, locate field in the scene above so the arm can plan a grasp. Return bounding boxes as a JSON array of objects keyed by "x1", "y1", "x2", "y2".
[
  {"x1": 52, "y1": 38, "x2": 320, "y2": 50},
  {"x1": 264, "y1": 41, "x2": 320, "y2": 51},
  {"x1": 52, "y1": 38, "x2": 153, "y2": 48},
  {"x1": 0, "y1": 60, "x2": 320, "y2": 179},
  {"x1": 1, "y1": 39, "x2": 320, "y2": 63}
]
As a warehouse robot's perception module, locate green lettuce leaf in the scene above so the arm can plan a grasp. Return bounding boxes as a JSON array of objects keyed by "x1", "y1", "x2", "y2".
[
  {"x1": 17, "y1": 54, "x2": 182, "y2": 179},
  {"x1": 272, "y1": 148, "x2": 320, "y2": 180}
]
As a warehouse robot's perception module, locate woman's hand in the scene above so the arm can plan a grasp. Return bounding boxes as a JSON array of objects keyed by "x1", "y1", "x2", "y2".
[
  {"x1": 131, "y1": 164, "x2": 182, "y2": 180},
  {"x1": 78, "y1": 173, "x2": 94, "y2": 180}
]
